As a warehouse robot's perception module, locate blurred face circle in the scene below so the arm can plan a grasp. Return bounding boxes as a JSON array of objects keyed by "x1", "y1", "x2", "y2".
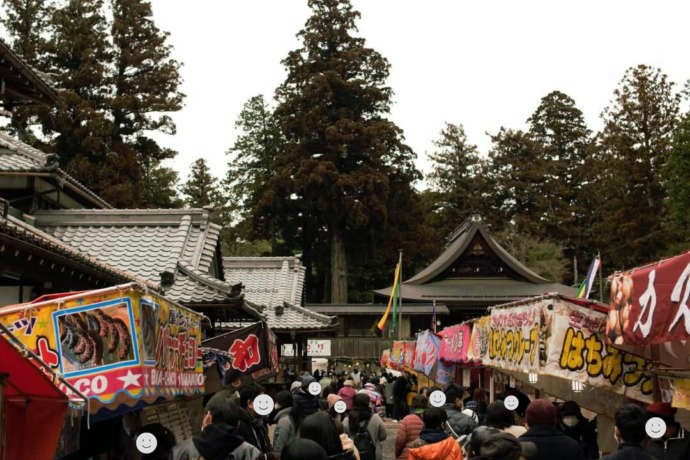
[
  {"x1": 253, "y1": 394, "x2": 275, "y2": 416},
  {"x1": 504, "y1": 395, "x2": 519, "y2": 411},
  {"x1": 429, "y1": 390, "x2": 446, "y2": 407},
  {"x1": 334, "y1": 400, "x2": 347, "y2": 414},
  {"x1": 645, "y1": 417, "x2": 667, "y2": 439},
  {"x1": 562, "y1": 415, "x2": 579, "y2": 427},
  {"x1": 135, "y1": 432, "x2": 157, "y2": 454},
  {"x1": 308, "y1": 382, "x2": 322, "y2": 396}
]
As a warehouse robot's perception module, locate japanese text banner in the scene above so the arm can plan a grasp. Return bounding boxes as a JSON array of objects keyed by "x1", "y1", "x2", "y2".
[
  {"x1": 439, "y1": 323, "x2": 471, "y2": 364},
  {"x1": 606, "y1": 251, "x2": 690, "y2": 345},
  {"x1": 467, "y1": 316, "x2": 490, "y2": 362},
  {"x1": 413, "y1": 330, "x2": 440, "y2": 376},
  {"x1": 488, "y1": 306, "x2": 540, "y2": 372}
]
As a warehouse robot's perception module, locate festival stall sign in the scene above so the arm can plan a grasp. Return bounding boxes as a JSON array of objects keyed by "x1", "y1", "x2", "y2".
[
  {"x1": 390, "y1": 341, "x2": 404, "y2": 369},
  {"x1": 488, "y1": 305, "x2": 540, "y2": 372},
  {"x1": 435, "y1": 359, "x2": 455, "y2": 386},
  {"x1": 541, "y1": 296, "x2": 655, "y2": 403},
  {"x1": 380, "y1": 348, "x2": 391, "y2": 368},
  {"x1": 0, "y1": 283, "x2": 205, "y2": 414},
  {"x1": 413, "y1": 330, "x2": 441, "y2": 377},
  {"x1": 439, "y1": 323, "x2": 471, "y2": 364},
  {"x1": 467, "y1": 316, "x2": 490, "y2": 363},
  {"x1": 606, "y1": 250, "x2": 690, "y2": 345},
  {"x1": 201, "y1": 321, "x2": 278, "y2": 387},
  {"x1": 403, "y1": 341, "x2": 416, "y2": 369}
]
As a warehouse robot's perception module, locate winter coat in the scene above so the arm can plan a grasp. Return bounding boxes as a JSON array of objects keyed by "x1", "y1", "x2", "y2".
[
  {"x1": 171, "y1": 423, "x2": 264, "y2": 460},
  {"x1": 443, "y1": 404, "x2": 478, "y2": 436},
  {"x1": 237, "y1": 407, "x2": 271, "y2": 454},
  {"x1": 519, "y1": 424, "x2": 585, "y2": 460},
  {"x1": 384, "y1": 383, "x2": 395, "y2": 405},
  {"x1": 271, "y1": 407, "x2": 296, "y2": 455},
  {"x1": 293, "y1": 389, "x2": 321, "y2": 422},
  {"x1": 344, "y1": 413, "x2": 387, "y2": 460},
  {"x1": 408, "y1": 428, "x2": 463, "y2": 460},
  {"x1": 338, "y1": 386, "x2": 358, "y2": 410},
  {"x1": 395, "y1": 413, "x2": 424, "y2": 460},
  {"x1": 646, "y1": 425, "x2": 690, "y2": 460},
  {"x1": 559, "y1": 417, "x2": 599, "y2": 459},
  {"x1": 600, "y1": 443, "x2": 657, "y2": 460}
]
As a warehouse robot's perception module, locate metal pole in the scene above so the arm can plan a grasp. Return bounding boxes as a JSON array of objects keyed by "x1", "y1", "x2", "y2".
[
  {"x1": 598, "y1": 251, "x2": 604, "y2": 303},
  {"x1": 397, "y1": 250, "x2": 403, "y2": 340}
]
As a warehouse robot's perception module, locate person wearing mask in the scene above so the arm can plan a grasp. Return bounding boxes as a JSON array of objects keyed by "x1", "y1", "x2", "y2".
[
  {"x1": 519, "y1": 399, "x2": 584, "y2": 460},
  {"x1": 293, "y1": 375, "x2": 322, "y2": 426},
  {"x1": 395, "y1": 395, "x2": 427, "y2": 460},
  {"x1": 281, "y1": 439, "x2": 329, "y2": 460},
  {"x1": 237, "y1": 383, "x2": 272, "y2": 455},
  {"x1": 557, "y1": 401, "x2": 598, "y2": 459},
  {"x1": 645, "y1": 402, "x2": 690, "y2": 460},
  {"x1": 601, "y1": 404, "x2": 656, "y2": 460},
  {"x1": 338, "y1": 380, "x2": 358, "y2": 410},
  {"x1": 272, "y1": 391, "x2": 297, "y2": 457},
  {"x1": 344, "y1": 393, "x2": 387, "y2": 460},
  {"x1": 408, "y1": 407, "x2": 464, "y2": 460},
  {"x1": 392, "y1": 373, "x2": 410, "y2": 421},
  {"x1": 301, "y1": 411, "x2": 360, "y2": 460},
  {"x1": 172, "y1": 397, "x2": 264, "y2": 460},
  {"x1": 486, "y1": 401, "x2": 526, "y2": 438},
  {"x1": 443, "y1": 384, "x2": 479, "y2": 437}
]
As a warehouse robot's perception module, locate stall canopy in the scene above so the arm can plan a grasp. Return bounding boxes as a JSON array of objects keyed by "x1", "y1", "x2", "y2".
[{"x1": 0, "y1": 324, "x2": 86, "y2": 460}]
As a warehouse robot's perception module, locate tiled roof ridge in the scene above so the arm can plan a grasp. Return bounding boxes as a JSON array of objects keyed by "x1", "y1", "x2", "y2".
[
  {"x1": 33, "y1": 208, "x2": 212, "y2": 225},
  {"x1": 176, "y1": 261, "x2": 238, "y2": 297},
  {"x1": 0, "y1": 131, "x2": 49, "y2": 166},
  {"x1": 0, "y1": 39, "x2": 57, "y2": 102},
  {"x1": 223, "y1": 256, "x2": 301, "y2": 262},
  {"x1": 284, "y1": 301, "x2": 335, "y2": 325}
]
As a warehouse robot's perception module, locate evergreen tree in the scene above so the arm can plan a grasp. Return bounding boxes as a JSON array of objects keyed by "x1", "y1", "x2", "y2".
[
  {"x1": 261, "y1": 0, "x2": 420, "y2": 302},
  {"x1": 181, "y1": 158, "x2": 220, "y2": 208},
  {"x1": 664, "y1": 112, "x2": 690, "y2": 247},
  {"x1": 141, "y1": 161, "x2": 183, "y2": 208},
  {"x1": 1, "y1": 0, "x2": 52, "y2": 64},
  {"x1": 597, "y1": 64, "x2": 680, "y2": 268}
]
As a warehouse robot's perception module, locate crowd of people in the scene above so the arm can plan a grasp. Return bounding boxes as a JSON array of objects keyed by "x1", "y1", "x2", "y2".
[{"x1": 132, "y1": 369, "x2": 690, "y2": 460}]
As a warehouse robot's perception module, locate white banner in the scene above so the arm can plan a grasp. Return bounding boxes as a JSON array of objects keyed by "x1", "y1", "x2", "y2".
[
  {"x1": 281, "y1": 344, "x2": 295, "y2": 357},
  {"x1": 307, "y1": 339, "x2": 331, "y2": 356}
]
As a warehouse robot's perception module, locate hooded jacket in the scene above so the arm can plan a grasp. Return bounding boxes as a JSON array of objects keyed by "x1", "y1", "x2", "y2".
[
  {"x1": 271, "y1": 407, "x2": 296, "y2": 455},
  {"x1": 558, "y1": 402, "x2": 598, "y2": 460},
  {"x1": 237, "y1": 407, "x2": 271, "y2": 454},
  {"x1": 172, "y1": 423, "x2": 263, "y2": 460},
  {"x1": 408, "y1": 428, "x2": 463, "y2": 460},
  {"x1": 443, "y1": 403, "x2": 478, "y2": 436},
  {"x1": 519, "y1": 424, "x2": 584, "y2": 460},
  {"x1": 395, "y1": 413, "x2": 424, "y2": 460},
  {"x1": 646, "y1": 424, "x2": 690, "y2": 460}
]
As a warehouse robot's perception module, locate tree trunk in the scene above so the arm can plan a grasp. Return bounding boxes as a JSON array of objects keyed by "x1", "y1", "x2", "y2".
[{"x1": 330, "y1": 226, "x2": 348, "y2": 303}]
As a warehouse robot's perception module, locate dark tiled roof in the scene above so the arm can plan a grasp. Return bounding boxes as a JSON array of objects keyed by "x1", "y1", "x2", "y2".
[
  {"x1": 220, "y1": 301, "x2": 336, "y2": 331},
  {"x1": 0, "y1": 39, "x2": 57, "y2": 105},
  {"x1": 0, "y1": 132, "x2": 112, "y2": 209},
  {"x1": 223, "y1": 256, "x2": 305, "y2": 307},
  {"x1": 306, "y1": 303, "x2": 450, "y2": 316}
]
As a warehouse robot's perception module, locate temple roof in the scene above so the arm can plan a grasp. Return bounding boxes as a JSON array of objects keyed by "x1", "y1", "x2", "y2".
[{"x1": 0, "y1": 39, "x2": 57, "y2": 107}]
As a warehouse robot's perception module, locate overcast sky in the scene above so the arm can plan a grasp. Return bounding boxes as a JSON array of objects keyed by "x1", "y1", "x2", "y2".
[{"x1": 151, "y1": 0, "x2": 690, "y2": 183}]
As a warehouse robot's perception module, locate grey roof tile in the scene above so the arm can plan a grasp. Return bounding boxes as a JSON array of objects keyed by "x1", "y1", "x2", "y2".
[
  {"x1": 220, "y1": 301, "x2": 335, "y2": 331},
  {"x1": 223, "y1": 256, "x2": 306, "y2": 307}
]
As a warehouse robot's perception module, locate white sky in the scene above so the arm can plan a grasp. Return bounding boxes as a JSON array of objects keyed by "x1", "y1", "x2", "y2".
[{"x1": 149, "y1": 0, "x2": 690, "y2": 184}]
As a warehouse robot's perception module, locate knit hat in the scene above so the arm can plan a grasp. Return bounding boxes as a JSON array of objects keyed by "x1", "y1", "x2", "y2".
[
  {"x1": 646, "y1": 402, "x2": 676, "y2": 419},
  {"x1": 560, "y1": 400, "x2": 582, "y2": 417},
  {"x1": 343, "y1": 379, "x2": 354, "y2": 387},
  {"x1": 327, "y1": 394, "x2": 342, "y2": 409},
  {"x1": 526, "y1": 399, "x2": 557, "y2": 426}
]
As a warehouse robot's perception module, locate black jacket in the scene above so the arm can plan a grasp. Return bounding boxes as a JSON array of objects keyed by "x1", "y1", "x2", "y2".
[
  {"x1": 646, "y1": 425, "x2": 690, "y2": 460},
  {"x1": 171, "y1": 423, "x2": 263, "y2": 460},
  {"x1": 237, "y1": 407, "x2": 271, "y2": 454},
  {"x1": 559, "y1": 418, "x2": 599, "y2": 459},
  {"x1": 519, "y1": 425, "x2": 585, "y2": 460},
  {"x1": 600, "y1": 443, "x2": 657, "y2": 460}
]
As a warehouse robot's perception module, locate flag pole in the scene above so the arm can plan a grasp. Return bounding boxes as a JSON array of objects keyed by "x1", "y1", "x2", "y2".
[
  {"x1": 397, "y1": 249, "x2": 403, "y2": 340},
  {"x1": 598, "y1": 251, "x2": 604, "y2": 303}
]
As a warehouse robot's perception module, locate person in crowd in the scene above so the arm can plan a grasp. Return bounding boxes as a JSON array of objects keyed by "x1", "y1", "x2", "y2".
[
  {"x1": 328, "y1": 393, "x2": 346, "y2": 422},
  {"x1": 557, "y1": 400, "x2": 598, "y2": 459},
  {"x1": 138, "y1": 423, "x2": 176, "y2": 460},
  {"x1": 301, "y1": 411, "x2": 359, "y2": 460},
  {"x1": 486, "y1": 401, "x2": 526, "y2": 438},
  {"x1": 443, "y1": 383, "x2": 479, "y2": 436},
  {"x1": 292, "y1": 375, "x2": 322, "y2": 425},
  {"x1": 392, "y1": 373, "x2": 410, "y2": 421},
  {"x1": 290, "y1": 380, "x2": 302, "y2": 393},
  {"x1": 237, "y1": 383, "x2": 272, "y2": 454},
  {"x1": 384, "y1": 377, "x2": 395, "y2": 418},
  {"x1": 395, "y1": 395, "x2": 427, "y2": 460},
  {"x1": 272, "y1": 390, "x2": 297, "y2": 457},
  {"x1": 519, "y1": 399, "x2": 584, "y2": 460},
  {"x1": 498, "y1": 387, "x2": 531, "y2": 419},
  {"x1": 344, "y1": 393, "x2": 387, "y2": 460},
  {"x1": 359, "y1": 382, "x2": 385, "y2": 418},
  {"x1": 321, "y1": 372, "x2": 334, "y2": 391},
  {"x1": 645, "y1": 402, "x2": 690, "y2": 460},
  {"x1": 407, "y1": 407, "x2": 464, "y2": 460},
  {"x1": 281, "y1": 438, "x2": 329, "y2": 460},
  {"x1": 464, "y1": 388, "x2": 488, "y2": 424},
  {"x1": 338, "y1": 379, "x2": 358, "y2": 410},
  {"x1": 471, "y1": 431, "x2": 527, "y2": 460},
  {"x1": 172, "y1": 396, "x2": 264, "y2": 460},
  {"x1": 601, "y1": 404, "x2": 656, "y2": 460},
  {"x1": 351, "y1": 368, "x2": 362, "y2": 387}
]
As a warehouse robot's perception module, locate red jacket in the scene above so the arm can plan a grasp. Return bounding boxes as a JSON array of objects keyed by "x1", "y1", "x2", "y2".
[
  {"x1": 409, "y1": 436, "x2": 463, "y2": 460},
  {"x1": 395, "y1": 414, "x2": 424, "y2": 460}
]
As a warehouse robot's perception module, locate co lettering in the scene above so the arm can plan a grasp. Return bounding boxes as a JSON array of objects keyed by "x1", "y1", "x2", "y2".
[{"x1": 72, "y1": 375, "x2": 108, "y2": 396}]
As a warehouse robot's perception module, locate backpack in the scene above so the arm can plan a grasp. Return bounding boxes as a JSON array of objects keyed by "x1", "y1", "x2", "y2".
[{"x1": 353, "y1": 418, "x2": 376, "y2": 460}]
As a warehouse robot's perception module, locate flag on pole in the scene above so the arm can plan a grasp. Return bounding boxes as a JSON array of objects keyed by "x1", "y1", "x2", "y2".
[
  {"x1": 576, "y1": 257, "x2": 601, "y2": 299},
  {"x1": 377, "y1": 262, "x2": 401, "y2": 334}
]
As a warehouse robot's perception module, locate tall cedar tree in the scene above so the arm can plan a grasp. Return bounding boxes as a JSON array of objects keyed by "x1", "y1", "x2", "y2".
[
  {"x1": 428, "y1": 123, "x2": 489, "y2": 237},
  {"x1": 181, "y1": 158, "x2": 220, "y2": 208},
  {"x1": 663, "y1": 112, "x2": 690, "y2": 248},
  {"x1": 597, "y1": 65, "x2": 680, "y2": 268},
  {"x1": 111, "y1": 0, "x2": 184, "y2": 207},
  {"x1": 264, "y1": 0, "x2": 420, "y2": 302}
]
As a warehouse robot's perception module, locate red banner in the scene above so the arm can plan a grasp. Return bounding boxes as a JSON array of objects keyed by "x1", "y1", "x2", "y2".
[
  {"x1": 606, "y1": 251, "x2": 690, "y2": 345},
  {"x1": 439, "y1": 323, "x2": 471, "y2": 363}
]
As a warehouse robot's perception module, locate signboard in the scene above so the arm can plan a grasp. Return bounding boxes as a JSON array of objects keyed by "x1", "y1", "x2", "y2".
[
  {"x1": 380, "y1": 349, "x2": 390, "y2": 368},
  {"x1": 542, "y1": 298, "x2": 654, "y2": 402},
  {"x1": 307, "y1": 339, "x2": 331, "y2": 357},
  {"x1": 403, "y1": 341, "x2": 415, "y2": 369},
  {"x1": 436, "y1": 360, "x2": 455, "y2": 386},
  {"x1": 0, "y1": 284, "x2": 204, "y2": 413},
  {"x1": 202, "y1": 321, "x2": 276, "y2": 387},
  {"x1": 281, "y1": 344, "x2": 295, "y2": 357},
  {"x1": 606, "y1": 251, "x2": 690, "y2": 345},
  {"x1": 413, "y1": 330, "x2": 441, "y2": 376},
  {"x1": 467, "y1": 316, "x2": 490, "y2": 362},
  {"x1": 391, "y1": 341, "x2": 404, "y2": 369},
  {"x1": 488, "y1": 305, "x2": 540, "y2": 372},
  {"x1": 439, "y1": 323, "x2": 471, "y2": 363}
]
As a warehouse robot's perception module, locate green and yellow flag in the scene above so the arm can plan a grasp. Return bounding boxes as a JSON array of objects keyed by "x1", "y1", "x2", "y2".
[{"x1": 377, "y1": 262, "x2": 401, "y2": 333}]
